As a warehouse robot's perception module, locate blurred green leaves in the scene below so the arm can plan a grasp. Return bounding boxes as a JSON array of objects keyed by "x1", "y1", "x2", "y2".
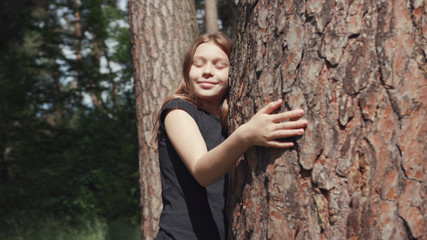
[{"x1": 0, "y1": 0, "x2": 139, "y2": 232}]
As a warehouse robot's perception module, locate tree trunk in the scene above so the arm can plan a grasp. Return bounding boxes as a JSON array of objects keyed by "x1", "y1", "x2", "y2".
[
  {"x1": 73, "y1": 0, "x2": 82, "y2": 92},
  {"x1": 227, "y1": 0, "x2": 426, "y2": 239},
  {"x1": 205, "y1": 0, "x2": 219, "y2": 33},
  {"x1": 51, "y1": 58, "x2": 62, "y2": 126},
  {"x1": 128, "y1": 0, "x2": 198, "y2": 239},
  {"x1": 90, "y1": 36, "x2": 104, "y2": 109}
]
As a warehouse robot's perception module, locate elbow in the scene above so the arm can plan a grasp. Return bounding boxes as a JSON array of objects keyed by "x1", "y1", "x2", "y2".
[
  {"x1": 190, "y1": 162, "x2": 216, "y2": 187},
  {"x1": 189, "y1": 157, "x2": 223, "y2": 187},
  {"x1": 195, "y1": 175, "x2": 214, "y2": 187},
  {"x1": 199, "y1": 182, "x2": 211, "y2": 187},
  {"x1": 192, "y1": 168, "x2": 216, "y2": 187}
]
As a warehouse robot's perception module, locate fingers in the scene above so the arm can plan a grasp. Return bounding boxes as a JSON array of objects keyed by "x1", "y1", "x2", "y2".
[
  {"x1": 269, "y1": 120, "x2": 307, "y2": 145},
  {"x1": 273, "y1": 119, "x2": 308, "y2": 131},
  {"x1": 251, "y1": 100, "x2": 308, "y2": 149},
  {"x1": 259, "y1": 99, "x2": 283, "y2": 114},
  {"x1": 264, "y1": 128, "x2": 304, "y2": 148},
  {"x1": 271, "y1": 109, "x2": 305, "y2": 122},
  {"x1": 258, "y1": 100, "x2": 305, "y2": 122},
  {"x1": 270, "y1": 128, "x2": 305, "y2": 139},
  {"x1": 266, "y1": 141, "x2": 294, "y2": 148}
]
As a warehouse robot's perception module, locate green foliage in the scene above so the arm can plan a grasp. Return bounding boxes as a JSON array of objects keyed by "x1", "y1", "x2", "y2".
[
  {"x1": 218, "y1": 0, "x2": 239, "y2": 36},
  {"x1": 0, "y1": 215, "x2": 141, "y2": 240},
  {"x1": 69, "y1": 105, "x2": 139, "y2": 220},
  {"x1": 0, "y1": 216, "x2": 141, "y2": 240},
  {"x1": 0, "y1": 0, "x2": 139, "y2": 237}
]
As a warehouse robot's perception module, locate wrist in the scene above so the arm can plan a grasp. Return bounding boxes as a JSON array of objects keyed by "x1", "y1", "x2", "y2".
[{"x1": 234, "y1": 123, "x2": 254, "y2": 149}]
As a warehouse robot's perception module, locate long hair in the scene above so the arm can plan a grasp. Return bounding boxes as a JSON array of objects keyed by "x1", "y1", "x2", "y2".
[{"x1": 151, "y1": 32, "x2": 232, "y2": 149}]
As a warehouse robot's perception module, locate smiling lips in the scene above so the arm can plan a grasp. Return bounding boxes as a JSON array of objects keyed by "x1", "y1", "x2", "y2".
[{"x1": 198, "y1": 81, "x2": 217, "y2": 89}]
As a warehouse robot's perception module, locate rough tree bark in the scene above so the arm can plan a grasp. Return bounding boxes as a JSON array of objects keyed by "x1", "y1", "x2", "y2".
[
  {"x1": 128, "y1": 1, "x2": 198, "y2": 239},
  {"x1": 227, "y1": 0, "x2": 426, "y2": 239},
  {"x1": 205, "y1": 0, "x2": 219, "y2": 33}
]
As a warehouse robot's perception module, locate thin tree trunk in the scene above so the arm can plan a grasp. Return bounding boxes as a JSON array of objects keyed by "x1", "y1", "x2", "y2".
[
  {"x1": 227, "y1": 0, "x2": 426, "y2": 239},
  {"x1": 51, "y1": 58, "x2": 62, "y2": 125},
  {"x1": 73, "y1": 0, "x2": 84, "y2": 106},
  {"x1": 73, "y1": 0, "x2": 82, "y2": 91},
  {"x1": 205, "y1": 0, "x2": 219, "y2": 33},
  {"x1": 90, "y1": 32, "x2": 104, "y2": 109},
  {"x1": 128, "y1": 0, "x2": 198, "y2": 239}
]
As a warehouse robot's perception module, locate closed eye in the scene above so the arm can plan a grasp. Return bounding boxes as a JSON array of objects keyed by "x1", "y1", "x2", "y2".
[
  {"x1": 192, "y1": 61, "x2": 204, "y2": 67},
  {"x1": 214, "y1": 60, "x2": 229, "y2": 69},
  {"x1": 192, "y1": 57, "x2": 229, "y2": 69},
  {"x1": 192, "y1": 57, "x2": 205, "y2": 67}
]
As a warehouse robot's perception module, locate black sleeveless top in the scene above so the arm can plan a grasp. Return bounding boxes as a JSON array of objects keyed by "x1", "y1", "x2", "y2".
[{"x1": 155, "y1": 98, "x2": 228, "y2": 240}]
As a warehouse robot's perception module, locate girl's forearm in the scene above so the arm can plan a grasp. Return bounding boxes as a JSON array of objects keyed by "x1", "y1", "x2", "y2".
[{"x1": 193, "y1": 125, "x2": 251, "y2": 186}]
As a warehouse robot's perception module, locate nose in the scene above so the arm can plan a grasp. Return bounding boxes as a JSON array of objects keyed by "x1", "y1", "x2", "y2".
[{"x1": 202, "y1": 63, "x2": 213, "y2": 78}]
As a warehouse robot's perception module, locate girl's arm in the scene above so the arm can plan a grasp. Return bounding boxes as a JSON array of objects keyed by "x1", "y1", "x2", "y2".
[{"x1": 164, "y1": 99, "x2": 308, "y2": 187}]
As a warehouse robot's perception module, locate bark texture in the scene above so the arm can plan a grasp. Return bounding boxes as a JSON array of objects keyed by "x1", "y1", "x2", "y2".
[
  {"x1": 128, "y1": 1, "x2": 198, "y2": 239},
  {"x1": 228, "y1": 0, "x2": 426, "y2": 239}
]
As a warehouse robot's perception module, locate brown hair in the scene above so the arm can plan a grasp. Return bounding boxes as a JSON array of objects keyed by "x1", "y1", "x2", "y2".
[{"x1": 151, "y1": 32, "x2": 232, "y2": 149}]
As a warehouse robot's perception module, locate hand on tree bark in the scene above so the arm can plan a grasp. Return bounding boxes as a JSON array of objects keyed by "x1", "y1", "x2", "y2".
[{"x1": 240, "y1": 99, "x2": 308, "y2": 148}]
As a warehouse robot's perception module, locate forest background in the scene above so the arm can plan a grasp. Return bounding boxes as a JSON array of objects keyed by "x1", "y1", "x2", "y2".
[{"x1": 0, "y1": 0, "x2": 236, "y2": 239}]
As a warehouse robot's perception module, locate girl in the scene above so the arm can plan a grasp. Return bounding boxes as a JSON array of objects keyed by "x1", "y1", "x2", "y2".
[{"x1": 153, "y1": 32, "x2": 308, "y2": 240}]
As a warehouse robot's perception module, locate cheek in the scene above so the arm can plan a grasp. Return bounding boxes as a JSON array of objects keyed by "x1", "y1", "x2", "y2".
[
  {"x1": 188, "y1": 70, "x2": 198, "y2": 88},
  {"x1": 188, "y1": 67, "x2": 197, "y2": 80},
  {"x1": 218, "y1": 70, "x2": 229, "y2": 84}
]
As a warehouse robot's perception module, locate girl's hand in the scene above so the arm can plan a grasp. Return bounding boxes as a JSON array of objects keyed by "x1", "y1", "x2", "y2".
[{"x1": 240, "y1": 99, "x2": 308, "y2": 148}]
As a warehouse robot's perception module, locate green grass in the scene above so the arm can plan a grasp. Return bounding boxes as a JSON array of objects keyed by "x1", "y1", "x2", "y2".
[{"x1": 1, "y1": 215, "x2": 140, "y2": 240}]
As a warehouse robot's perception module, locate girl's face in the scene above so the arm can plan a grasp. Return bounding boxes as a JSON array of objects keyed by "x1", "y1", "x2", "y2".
[{"x1": 189, "y1": 42, "x2": 229, "y2": 106}]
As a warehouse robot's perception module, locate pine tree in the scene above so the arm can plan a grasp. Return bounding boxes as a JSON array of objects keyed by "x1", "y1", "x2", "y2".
[
  {"x1": 128, "y1": 0, "x2": 199, "y2": 238},
  {"x1": 227, "y1": 0, "x2": 426, "y2": 239}
]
